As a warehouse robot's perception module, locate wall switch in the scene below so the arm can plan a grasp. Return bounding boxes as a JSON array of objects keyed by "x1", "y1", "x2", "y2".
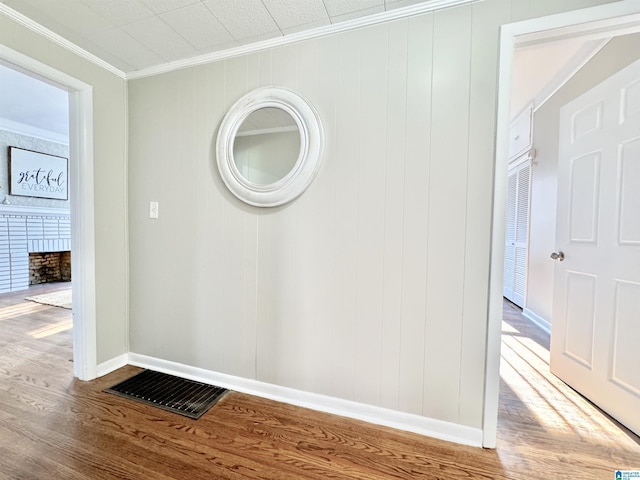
[{"x1": 149, "y1": 201, "x2": 159, "y2": 219}]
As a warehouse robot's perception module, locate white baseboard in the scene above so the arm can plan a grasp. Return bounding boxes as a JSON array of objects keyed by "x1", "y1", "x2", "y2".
[
  {"x1": 127, "y1": 352, "x2": 483, "y2": 448},
  {"x1": 96, "y1": 353, "x2": 129, "y2": 377},
  {"x1": 522, "y1": 308, "x2": 551, "y2": 335}
]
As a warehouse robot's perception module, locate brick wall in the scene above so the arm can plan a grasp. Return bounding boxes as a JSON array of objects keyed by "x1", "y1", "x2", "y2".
[{"x1": 29, "y1": 251, "x2": 71, "y2": 285}]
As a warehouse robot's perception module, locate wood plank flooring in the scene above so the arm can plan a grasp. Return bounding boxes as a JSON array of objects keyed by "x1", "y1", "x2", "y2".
[{"x1": 0, "y1": 287, "x2": 638, "y2": 479}]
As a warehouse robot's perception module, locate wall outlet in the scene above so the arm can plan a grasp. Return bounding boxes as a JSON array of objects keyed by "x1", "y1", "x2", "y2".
[{"x1": 149, "y1": 201, "x2": 159, "y2": 219}]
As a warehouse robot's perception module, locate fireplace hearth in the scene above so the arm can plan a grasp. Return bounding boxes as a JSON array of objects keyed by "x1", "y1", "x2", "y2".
[{"x1": 29, "y1": 251, "x2": 71, "y2": 285}]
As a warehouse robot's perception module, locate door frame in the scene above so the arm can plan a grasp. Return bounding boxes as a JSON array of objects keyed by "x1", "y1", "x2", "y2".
[
  {"x1": 0, "y1": 45, "x2": 97, "y2": 381},
  {"x1": 484, "y1": 1, "x2": 640, "y2": 448}
]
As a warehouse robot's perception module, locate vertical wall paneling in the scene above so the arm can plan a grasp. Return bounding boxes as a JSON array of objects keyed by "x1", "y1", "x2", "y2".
[
  {"x1": 255, "y1": 48, "x2": 273, "y2": 381},
  {"x1": 121, "y1": 0, "x2": 636, "y2": 443},
  {"x1": 311, "y1": 34, "x2": 338, "y2": 393},
  {"x1": 397, "y1": 13, "x2": 433, "y2": 416},
  {"x1": 128, "y1": 78, "x2": 163, "y2": 358},
  {"x1": 253, "y1": 44, "x2": 300, "y2": 387},
  {"x1": 509, "y1": 0, "x2": 529, "y2": 22},
  {"x1": 330, "y1": 28, "x2": 361, "y2": 399},
  {"x1": 353, "y1": 24, "x2": 388, "y2": 406},
  {"x1": 172, "y1": 69, "x2": 199, "y2": 364},
  {"x1": 243, "y1": 53, "x2": 261, "y2": 379},
  {"x1": 459, "y1": 0, "x2": 511, "y2": 429},
  {"x1": 272, "y1": 44, "x2": 298, "y2": 90},
  {"x1": 262, "y1": 45, "x2": 299, "y2": 387},
  {"x1": 294, "y1": 40, "x2": 321, "y2": 392},
  {"x1": 221, "y1": 56, "x2": 251, "y2": 377},
  {"x1": 379, "y1": 19, "x2": 408, "y2": 411},
  {"x1": 206, "y1": 60, "x2": 229, "y2": 371},
  {"x1": 128, "y1": 0, "x2": 632, "y2": 434},
  {"x1": 423, "y1": 5, "x2": 472, "y2": 422},
  {"x1": 90, "y1": 70, "x2": 128, "y2": 364},
  {"x1": 529, "y1": 0, "x2": 569, "y2": 17},
  {"x1": 191, "y1": 62, "x2": 217, "y2": 368}
]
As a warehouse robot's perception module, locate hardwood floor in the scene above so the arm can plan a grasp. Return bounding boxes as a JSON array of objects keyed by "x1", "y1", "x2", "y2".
[{"x1": 0, "y1": 288, "x2": 638, "y2": 479}]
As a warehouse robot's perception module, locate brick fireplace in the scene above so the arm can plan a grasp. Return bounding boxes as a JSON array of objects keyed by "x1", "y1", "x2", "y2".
[
  {"x1": 29, "y1": 251, "x2": 72, "y2": 285},
  {"x1": 0, "y1": 206, "x2": 71, "y2": 293}
]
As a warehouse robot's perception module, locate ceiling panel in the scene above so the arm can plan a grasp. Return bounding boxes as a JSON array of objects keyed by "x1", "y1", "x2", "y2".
[
  {"x1": 323, "y1": 0, "x2": 383, "y2": 17},
  {"x1": 203, "y1": 0, "x2": 280, "y2": 40},
  {"x1": 80, "y1": 0, "x2": 155, "y2": 27},
  {"x1": 7, "y1": 0, "x2": 114, "y2": 36},
  {"x1": 121, "y1": 16, "x2": 197, "y2": 62},
  {"x1": 160, "y1": 2, "x2": 234, "y2": 51},
  {"x1": 261, "y1": 0, "x2": 329, "y2": 30},
  {"x1": 140, "y1": 0, "x2": 201, "y2": 15},
  {"x1": 89, "y1": 27, "x2": 164, "y2": 71}
]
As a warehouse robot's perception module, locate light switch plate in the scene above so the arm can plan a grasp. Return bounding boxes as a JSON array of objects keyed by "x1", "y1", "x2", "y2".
[{"x1": 149, "y1": 201, "x2": 159, "y2": 219}]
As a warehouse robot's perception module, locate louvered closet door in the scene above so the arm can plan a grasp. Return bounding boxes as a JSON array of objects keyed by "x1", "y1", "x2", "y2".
[{"x1": 503, "y1": 159, "x2": 531, "y2": 308}]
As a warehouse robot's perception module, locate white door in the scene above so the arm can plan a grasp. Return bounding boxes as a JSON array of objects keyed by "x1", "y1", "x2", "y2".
[
  {"x1": 503, "y1": 158, "x2": 531, "y2": 307},
  {"x1": 551, "y1": 58, "x2": 640, "y2": 436}
]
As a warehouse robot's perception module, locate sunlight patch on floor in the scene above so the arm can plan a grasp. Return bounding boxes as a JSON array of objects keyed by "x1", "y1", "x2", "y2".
[
  {"x1": 28, "y1": 319, "x2": 72, "y2": 339},
  {"x1": 500, "y1": 321, "x2": 638, "y2": 449},
  {"x1": 0, "y1": 302, "x2": 48, "y2": 321}
]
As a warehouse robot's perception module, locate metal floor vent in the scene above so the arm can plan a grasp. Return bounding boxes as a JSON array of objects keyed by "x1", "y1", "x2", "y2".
[{"x1": 105, "y1": 370, "x2": 229, "y2": 419}]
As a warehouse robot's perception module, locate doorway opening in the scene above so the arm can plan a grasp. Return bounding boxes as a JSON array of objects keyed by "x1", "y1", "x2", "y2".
[
  {"x1": 0, "y1": 44, "x2": 97, "y2": 381},
  {"x1": 0, "y1": 60, "x2": 72, "y2": 308},
  {"x1": 485, "y1": 3, "x2": 640, "y2": 449}
]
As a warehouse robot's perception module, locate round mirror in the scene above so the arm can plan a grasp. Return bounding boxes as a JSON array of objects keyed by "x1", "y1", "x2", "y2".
[
  {"x1": 233, "y1": 107, "x2": 301, "y2": 186},
  {"x1": 216, "y1": 87, "x2": 323, "y2": 207}
]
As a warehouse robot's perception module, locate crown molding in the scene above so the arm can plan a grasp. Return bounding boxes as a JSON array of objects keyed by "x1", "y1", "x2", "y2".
[
  {"x1": 127, "y1": 0, "x2": 481, "y2": 80},
  {"x1": 0, "y1": 119, "x2": 69, "y2": 145},
  {"x1": 0, "y1": 3, "x2": 127, "y2": 79},
  {"x1": 1, "y1": 0, "x2": 480, "y2": 81}
]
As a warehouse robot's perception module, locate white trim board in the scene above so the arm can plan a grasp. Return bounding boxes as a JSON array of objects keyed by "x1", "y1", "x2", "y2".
[
  {"x1": 0, "y1": 44, "x2": 98, "y2": 381},
  {"x1": 97, "y1": 353, "x2": 129, "y2": 378},
  {"x1": 484, "y1": 0, "x2": 640, "y2": 449},
  {"x1": 522, "y1": 309, "x2": 551, "y2": 336},
  {"x1": 117, "y1": 353, "x2": 483, "y2": 448},
  {"x1": 0, "y1": 204, "x2": 69, "y2": 217}
]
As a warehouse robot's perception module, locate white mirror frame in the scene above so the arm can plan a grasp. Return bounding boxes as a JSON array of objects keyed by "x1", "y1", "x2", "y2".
[{"x1": 216, "y1": 86, "x2": 324, "y2": 207}]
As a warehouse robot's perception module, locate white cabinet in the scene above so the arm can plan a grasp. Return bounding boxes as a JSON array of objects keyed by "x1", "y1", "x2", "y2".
[{"x1": 508, "y1": 105, "x2": 533, "y2": 160}]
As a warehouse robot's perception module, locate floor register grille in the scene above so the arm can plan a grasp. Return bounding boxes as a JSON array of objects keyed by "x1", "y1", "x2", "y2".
[{"x1": 105, "y1": 369, "x2": 229, "y2": 419}]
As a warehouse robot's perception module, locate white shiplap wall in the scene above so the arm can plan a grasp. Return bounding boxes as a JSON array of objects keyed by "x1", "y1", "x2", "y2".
[{"x1": 128, "y1": 0, "x2": 615, "y2": 433}]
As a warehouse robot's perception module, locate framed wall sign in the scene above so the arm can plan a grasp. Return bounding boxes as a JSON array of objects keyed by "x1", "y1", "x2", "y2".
[{"x1": 9, "y1": 147, "x2": 68, "y2": 200}]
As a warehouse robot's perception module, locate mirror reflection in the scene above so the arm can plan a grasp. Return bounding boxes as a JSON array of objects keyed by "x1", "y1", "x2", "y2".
[{"x1": 233, "y1": 107, "x2": 301, "y2": 186}]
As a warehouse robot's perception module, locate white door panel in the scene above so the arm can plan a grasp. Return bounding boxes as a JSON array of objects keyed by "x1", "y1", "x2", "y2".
[
  {"x1": 552, "y1": 58, "x2": 640, "y2": 437},
  {"x1": 568, "y1": 151, "x2": 601, "y2": 243},
  {"x1": 563, "y1": 271, "x2": 596, "y2": 369},
  {"x1": 618, "y1": 137, "x2": 640, "y2": 244}
]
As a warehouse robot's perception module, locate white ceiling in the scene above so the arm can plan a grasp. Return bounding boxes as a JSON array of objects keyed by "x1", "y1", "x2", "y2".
[
  {"x1": 0, "y1": 0, "x2": 429, "y2": 74},
  {"x1": 0, "y1": 63, "x2": 69, "y2": 143},
  {"x1": 510, "y1": 37, "x2": 603, "y2": 118}
]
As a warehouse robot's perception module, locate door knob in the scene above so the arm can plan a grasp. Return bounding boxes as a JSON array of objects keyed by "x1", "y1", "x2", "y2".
[{"x1": 550, "y1": 251, "x2": 565, "y2": 261}]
